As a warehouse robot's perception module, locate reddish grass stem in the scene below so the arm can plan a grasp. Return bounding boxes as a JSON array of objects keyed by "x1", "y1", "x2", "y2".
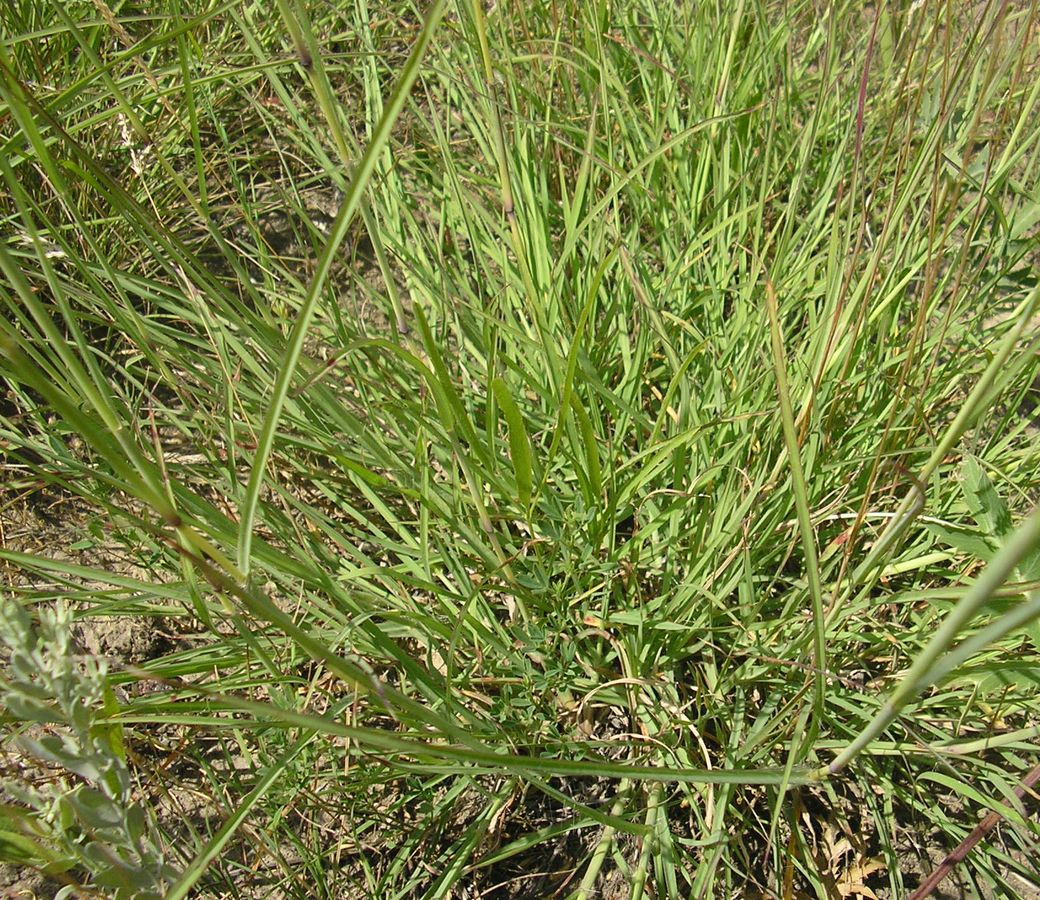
[{"x1": 908, "y1": 761, "x2": 1040, "y2": 899}]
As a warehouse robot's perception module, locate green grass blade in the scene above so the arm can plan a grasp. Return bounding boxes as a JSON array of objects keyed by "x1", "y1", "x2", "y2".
[{"x1": 236, "y1": 0, "x2": 450, "y2": 574}]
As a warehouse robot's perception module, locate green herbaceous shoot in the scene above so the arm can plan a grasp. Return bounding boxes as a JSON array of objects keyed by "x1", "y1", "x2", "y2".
[{"x1": 1, "y1": 0, "x2": 1039, "y2": 896}]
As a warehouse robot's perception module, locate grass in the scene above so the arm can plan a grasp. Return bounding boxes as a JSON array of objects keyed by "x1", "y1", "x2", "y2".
[{"x1": 1, "y1": 0, "x2": 1039, "y2": 896}]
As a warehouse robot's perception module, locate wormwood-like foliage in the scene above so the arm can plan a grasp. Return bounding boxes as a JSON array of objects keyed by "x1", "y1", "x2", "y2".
[{"x1": 0, "y1": 601, "x2": 174, "y2": 899}]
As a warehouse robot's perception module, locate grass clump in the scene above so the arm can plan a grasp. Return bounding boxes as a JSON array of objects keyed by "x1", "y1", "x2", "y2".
[{"x1": 1, "y1": 0, "x2": 1039, "y2": 896}]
